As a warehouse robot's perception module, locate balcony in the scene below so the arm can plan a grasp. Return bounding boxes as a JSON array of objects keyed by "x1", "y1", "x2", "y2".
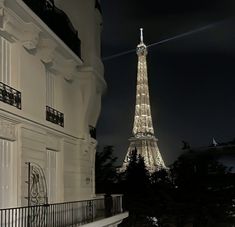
[
  {"x1": 0, "y1": 82, "x2": 21, "y2": 110},
  {"x1": 0, "y1": 195, "x2": 128, "y2": 226},
  {"x1": 95, "y1": 0, "x2": 102, "y2": 14},
  {"x1": 89, "y1": 125, "x2": 96, "y2": 140},
  {"x1": 46, "y1": 106, "x2": 64, "y2": 127},
  {"x1": 22, "y1": 0, "x2": 81, "y2": 59}
]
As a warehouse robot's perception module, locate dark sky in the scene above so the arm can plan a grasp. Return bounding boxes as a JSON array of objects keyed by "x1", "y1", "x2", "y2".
[{"x1": 97, "y1": 0, "x2": 235, "y2": 166}]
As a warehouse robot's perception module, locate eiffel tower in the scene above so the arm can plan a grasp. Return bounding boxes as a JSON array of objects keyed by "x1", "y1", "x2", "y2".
[{"x1": 121, "y1": 28, "x2": 166, "y2": 172}]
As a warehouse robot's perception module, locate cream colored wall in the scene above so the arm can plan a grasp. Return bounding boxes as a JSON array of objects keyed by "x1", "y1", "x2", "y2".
[
  {"x1": 54, "y1": 0, "x2": 102, "y2": 64},
  {"x1": 0, "y1": 43, "x2": 81, "y2": 137},
  {"x1": 0, "y1": 113, "x2": 97, "y2": 206},
  {"x1": 54, "y1": 0, "x2": 105, "y2": 128},
  {"x1": 0, "y1": 0, "x2": 104, "y2": 207},
  {"x1": 20, "y1": 47, "x2": 46, "y2": 121},
  {"x1": 0, "y1": 40, "x2": 103, "y2": 139}
]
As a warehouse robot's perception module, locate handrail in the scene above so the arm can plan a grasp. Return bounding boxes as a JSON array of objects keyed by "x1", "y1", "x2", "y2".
[{"x1": 0, "y1": 195, "x2": 123, "y2": 226}]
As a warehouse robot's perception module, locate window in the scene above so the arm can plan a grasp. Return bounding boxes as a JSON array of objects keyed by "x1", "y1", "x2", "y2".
[
  {"x1": 46, "y1": 69, "x2": 55, "y2": 107},
  {"x1": 0, "y1": 139, "x2": 13, "y2": 208},
  {"x1": 0, "y1": 37, "x2": 21, "y2": 109},
  {"x1": 45, "y1": 69, "x2": 64, "y2": 127}
]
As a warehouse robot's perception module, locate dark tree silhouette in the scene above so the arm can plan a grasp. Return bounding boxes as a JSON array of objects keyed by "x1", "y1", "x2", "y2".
[
  {"x1": 121, "y1": 147, "x2": 235, "y2": 227},
  {"x1": 168, "y1": 151, "x2": 235, "y2": 227},
  {"x1": 125, "y1": 150, "x2": 150, "y2": 192},
  {"x1": 95, "y1": 145, "x2": 117, "y2": 193},
  {"x1": 150, "y1": 169, "x2": 174, "y2": 221},
  {"x1": 120, "y1": 150, "x2": 157, "y2": 227},
  {"x1": 95, "y1": 143, "x2": 235, "y2": 227}
]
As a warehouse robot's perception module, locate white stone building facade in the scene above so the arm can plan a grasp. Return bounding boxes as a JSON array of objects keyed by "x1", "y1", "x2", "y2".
[{"x1": 0, "y1": 0, "x2": 127, "y2": 226}]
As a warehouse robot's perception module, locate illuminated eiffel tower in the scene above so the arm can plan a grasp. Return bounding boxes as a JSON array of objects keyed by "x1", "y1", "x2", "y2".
[{"x1": 121, "y1": 28, "x2": 166, "y2": 172}]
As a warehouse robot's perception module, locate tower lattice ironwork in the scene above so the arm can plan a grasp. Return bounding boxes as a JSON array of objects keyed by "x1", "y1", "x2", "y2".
[{"x1": 121, "y1": 28, "x2": 166, "y2": 172}]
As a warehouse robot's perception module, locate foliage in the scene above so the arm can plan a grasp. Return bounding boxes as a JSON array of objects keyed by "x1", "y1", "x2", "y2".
[
  {"x1": 125, "y1": 149, "x2": 150, "y2": 192},
  {"x1": 119, "y1": 149, "x2": 158, "y2": 226},
  {"x1": 168, "y1": 152, "x2": 235, "y2": 226},
  {"x1": 95, "y1": 145, "x2": 117, "y2": 193},
  {"x1": 95, "y1": 144, "x2": 235, "y2": 227}
]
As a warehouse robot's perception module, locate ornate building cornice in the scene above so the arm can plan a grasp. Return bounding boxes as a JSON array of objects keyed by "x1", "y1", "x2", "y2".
[
  {"x1": 0, "y1": 0, "x2": 83, "y2": 81},
  {"x1": 0, "y1": 5, "x2": 40, "y2": 49}
]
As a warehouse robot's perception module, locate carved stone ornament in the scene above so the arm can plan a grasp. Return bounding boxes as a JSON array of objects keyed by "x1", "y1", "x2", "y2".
[
  {"x1": 50, "y1": 57, "x2": 78, "y2": 81},
  {"x1": 0, "y1": 0, "x2": 82, "y2": 80},
  {"x1": 0, "y1": 5, "x2": 40, "y2": 50},
  {"x1": 37, "y1": 38, "x2": 56, "y2": 64},
  {"x1": 0, "y1": 120, "x2": 16, "y2": 141},
  {"x1": 21, "y1": 23, "x2": 40, "y2": 50}
]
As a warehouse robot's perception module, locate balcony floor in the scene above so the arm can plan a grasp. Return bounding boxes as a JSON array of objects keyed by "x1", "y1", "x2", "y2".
[{"x1": 78, "y1": 212, "x2": 129, "y2": 227}]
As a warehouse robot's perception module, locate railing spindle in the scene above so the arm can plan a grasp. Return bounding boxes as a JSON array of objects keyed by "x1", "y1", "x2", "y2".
[{"x1": 0, "y1": 195, "x2": 124, "y2": 226}]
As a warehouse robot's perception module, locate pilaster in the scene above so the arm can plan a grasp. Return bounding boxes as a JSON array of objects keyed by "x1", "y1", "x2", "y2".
[
  {"x1": 0, "y1": 119, "x2": 16, "y2": 141},
  {"x1": 0, "y1": 117, "x2": 18, "y2": 208}
]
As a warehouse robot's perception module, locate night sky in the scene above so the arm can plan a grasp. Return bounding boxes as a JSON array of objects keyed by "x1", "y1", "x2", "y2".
[{"x1": 97, "y1": 0, "x2": 235, "y2": 166}]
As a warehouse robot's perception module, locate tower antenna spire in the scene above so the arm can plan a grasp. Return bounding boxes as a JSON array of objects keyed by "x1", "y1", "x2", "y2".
[{"x1": 140, "y1": 28, "x2": 144, "y2": 43}]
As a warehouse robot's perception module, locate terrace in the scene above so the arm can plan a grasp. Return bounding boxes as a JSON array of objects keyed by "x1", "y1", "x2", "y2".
[{"x1": 0, "y1": 195, "x2": 128, "y2": 226}]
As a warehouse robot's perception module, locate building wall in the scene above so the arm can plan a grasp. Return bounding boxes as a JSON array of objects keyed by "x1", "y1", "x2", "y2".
[{"x1": 0, "y1": 0, "x2": 105, "y2": 208}]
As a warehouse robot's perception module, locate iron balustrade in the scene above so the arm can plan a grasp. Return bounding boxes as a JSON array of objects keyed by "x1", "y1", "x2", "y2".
[
  {"x1": 89, "y1": 125, "x2": 96, "y2": 139},
  {"x1": 46, "y1": 106, "x2": 64, "y2": 127},
  {"x1": 0, "y1": 195, "x2": 123, "y2": 227},
  {"x1": 95, "y1": 0, "x2": 102, "y2": 14},
  {"x1": 0, "y1": 82, "x2": 21, "y2": 109}
]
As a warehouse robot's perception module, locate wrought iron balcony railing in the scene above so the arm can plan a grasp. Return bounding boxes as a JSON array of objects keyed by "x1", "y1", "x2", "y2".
[
  {"x1": 0, "y1": 195, "x2": 123, "y2": 226},
  {"x1": 22, "y1": 0, "x2": 81, "y2": 58},
  {"x1": 46, "y1": 106, "x2": 64, "y2": 127},
  {"x1": 0, "y1": 82, "x2": 21, "y2": 109},
  {"x1": 95, "y1": 0, "x2": 102, "y2": 14},
  {"x1": 89, "y1": 125, "x2": 96, "y2": 139}
]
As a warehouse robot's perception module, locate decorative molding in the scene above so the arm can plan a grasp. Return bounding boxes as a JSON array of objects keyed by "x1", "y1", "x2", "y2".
[
  {"x1": 50, "y1": 56, "x2": 78, "y2": 81},
  {"x1": 0, "y1": 120, "x2": 16, "y2": 141},
  {"x1": 37, "y1": 38, "x2": 56, "y2": 64},
  {"x1": 0, "y1": 8, "x2": 22, "y2": 40},
  {"x1": 0, "y1": 1, "x2": 83, "y2": 80},
  {"x1": 0, "y1": 6, "x2": 40, "y2": 50},
  {"x1": 46, "y1": 133, "x2": 60, "y2": 151},
  {"x1": 21, "y1": 23, "x2": 40, "y2": 50}
]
